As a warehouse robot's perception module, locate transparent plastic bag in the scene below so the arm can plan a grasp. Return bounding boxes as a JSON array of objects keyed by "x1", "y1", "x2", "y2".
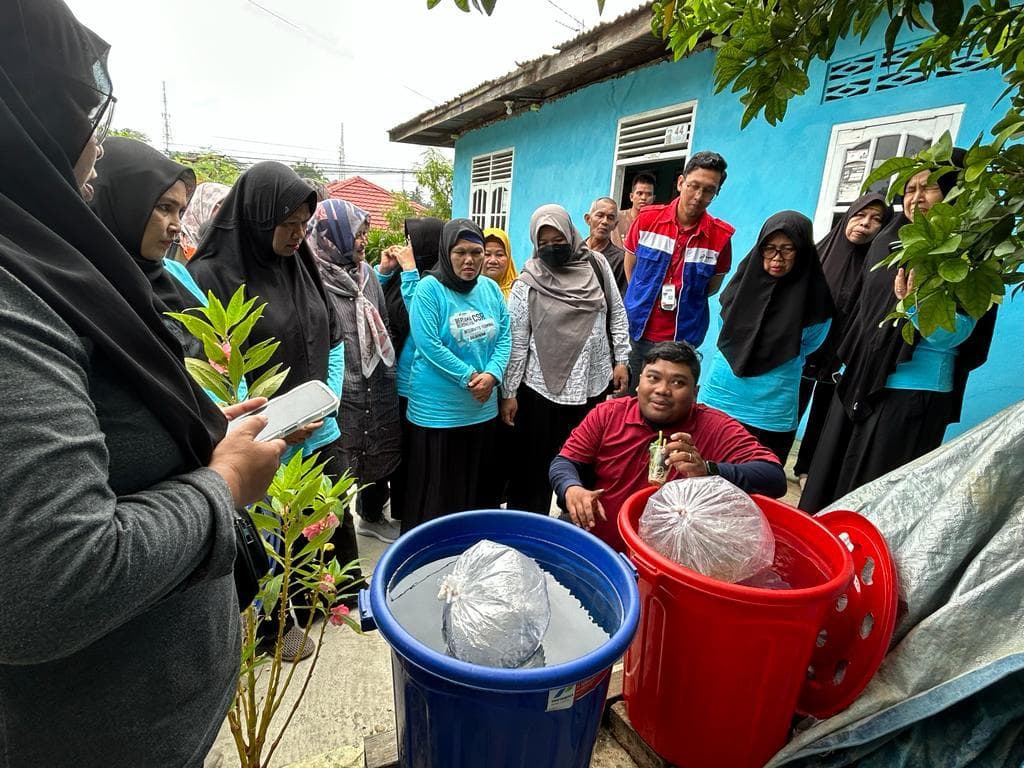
[
  {"x1": 639, "y1": 476, "x2": 775, "y2": 583},
  {"x1": 438, "y1": 540, "x2": 550, "y2": 668}
]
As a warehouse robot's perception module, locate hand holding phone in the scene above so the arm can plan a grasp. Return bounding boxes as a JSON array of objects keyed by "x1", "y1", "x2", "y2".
[{"x1": 226, "y1": 380, "x2": 340, "y2": 442}]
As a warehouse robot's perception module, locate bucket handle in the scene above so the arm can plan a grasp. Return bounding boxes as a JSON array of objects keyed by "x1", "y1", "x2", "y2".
[
  {"x1": 358, "y1": 588, "x2": 376, "y2": 632},
  {"x1": 619, "y1": 552, "x2": 639, "y2": 581}
]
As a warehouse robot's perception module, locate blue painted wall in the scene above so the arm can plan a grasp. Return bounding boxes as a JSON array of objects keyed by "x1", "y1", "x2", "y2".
[{"x1": 452, "y1": 23, "x2": 1021, "y2": 439}]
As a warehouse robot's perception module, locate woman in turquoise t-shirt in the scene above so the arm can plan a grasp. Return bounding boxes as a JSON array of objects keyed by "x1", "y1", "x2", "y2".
[
  {"x1": 701, "y1": 211, "x2": 834, "y2": 462},
  {"x1": 400, "y1": 218, "x2": 511, "y2": 532}
]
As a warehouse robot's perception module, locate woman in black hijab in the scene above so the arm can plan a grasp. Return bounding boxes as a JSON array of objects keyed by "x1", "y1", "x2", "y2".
[
  {"x1": 0, "y1": 1, "x2": 284, "y2": 765},
  {"x1": 90, "y1": 136, "x2": 209, "y2": 359},
  {"x1": 701, "y1": 211, "x2": 834, "y2": 462},
  {"x1": 799, "y1": 149, "x2": 998, "y2": 513},
  {"x1": 400, "y1": 218, "x2": 512, "y2": 531},
  {"x1": 793, "y1": 194, "x2": 892, "y2": 484},
  {"x1": 189, "y1": 161, "x2": 363, "y2": 657}
]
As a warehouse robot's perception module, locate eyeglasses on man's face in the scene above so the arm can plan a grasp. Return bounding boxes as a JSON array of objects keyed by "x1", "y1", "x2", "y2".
[{"x1": 681, "y1": 181, "x2": 717, "y2": 200}]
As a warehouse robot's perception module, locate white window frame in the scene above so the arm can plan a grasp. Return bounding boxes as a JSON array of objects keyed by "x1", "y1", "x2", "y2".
[
  {"x1": 813, "y1": 105, "x2": 965, "y2": 238},
  {"x1": 609, "y1": 100, "x2": 699, "y2": 202},
  {"x1": 469, "y1": 147, "x2": 514, "y2": 232}
]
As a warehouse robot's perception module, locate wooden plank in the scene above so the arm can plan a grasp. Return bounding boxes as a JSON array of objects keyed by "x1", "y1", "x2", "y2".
[
  {"x1": 363, "y1": 731, "x2": 398, "y2": 768},
  {"x1": 606, "y1": 701, "x2": 669, "y2": 768}
]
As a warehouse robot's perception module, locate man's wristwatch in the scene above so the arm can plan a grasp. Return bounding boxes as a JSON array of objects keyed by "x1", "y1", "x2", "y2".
[{"x1": 704, "y1": 460, "x2": 719, "y2": 476}]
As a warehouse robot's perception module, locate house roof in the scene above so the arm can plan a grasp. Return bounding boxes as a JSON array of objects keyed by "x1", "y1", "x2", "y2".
[
  {"x1": 325, "y1": 176, "x2": 427, "y2": 229},
  {"x1": 389, "y1": 2, "x2": 672, "y2": 148}
]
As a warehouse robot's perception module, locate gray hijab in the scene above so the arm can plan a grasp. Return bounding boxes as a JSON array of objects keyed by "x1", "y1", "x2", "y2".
[{"x1": 519, "y1": 204, "x2": 606, "y2": 394}]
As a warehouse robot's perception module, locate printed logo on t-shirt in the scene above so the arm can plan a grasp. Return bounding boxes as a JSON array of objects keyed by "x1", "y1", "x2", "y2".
[{"x1": 449, "y1": 310, "x2": 496, "y2": 346}]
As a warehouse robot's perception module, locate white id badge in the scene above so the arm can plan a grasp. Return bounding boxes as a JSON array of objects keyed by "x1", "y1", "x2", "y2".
[{"x1": 660, "y1": 283, "x2": 677, "y2": 311}]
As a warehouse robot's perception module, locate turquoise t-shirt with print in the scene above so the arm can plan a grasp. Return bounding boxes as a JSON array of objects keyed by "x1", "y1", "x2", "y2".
[{"x1": 406, "y1": 275, "x2": 511, "y2": 429}]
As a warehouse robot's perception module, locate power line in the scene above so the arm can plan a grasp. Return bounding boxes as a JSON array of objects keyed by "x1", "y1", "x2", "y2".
[{"x1": 546, "y1": 0, "x2": 584, "y2": 30}]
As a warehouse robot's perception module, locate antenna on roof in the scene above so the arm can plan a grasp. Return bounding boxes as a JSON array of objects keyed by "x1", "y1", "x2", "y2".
[
  {"x1": 338, "y1": 122, "x2": 346, "y2": 180},
  {"x1": 546, "y1": 0, "x2": 583, "y2": 32},
  {"x1": 161, "y1": 81, "x2": 173, "y2": 154}
]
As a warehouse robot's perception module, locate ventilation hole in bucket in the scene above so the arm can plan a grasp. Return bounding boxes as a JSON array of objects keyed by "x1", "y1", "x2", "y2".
[
  {"x1": 816, "y1": 629, "x2": 828, "y2": 648},
  {"x1": 852, "y1": 574, "x2": 861, "y2": 592},
  {"x1": 860, "y1": 612, "x2": 875, "y2": 639},
  {"x1": 833, "y1": 659, "x2": 849, "y2": 686},
  {"x1": 861, "y1": 557, "x2": 876, "y2": 585},
  {"x1": 838, "y1": 532, "x2": 855, "y2": 552},
  {"x1": 806, "y1": 665, "x2": 816, "y2": 681},
  {"x1": 836, "y1": 594, "x2": 848, "y2": 612}
]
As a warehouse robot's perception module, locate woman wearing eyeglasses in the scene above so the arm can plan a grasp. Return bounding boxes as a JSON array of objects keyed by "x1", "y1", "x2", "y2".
[
  {"x1": 700, "y1": 211, "x2": 834, "y2": 463},
  {"x1": 399, "y1": 219, "x2": 511, "y2": 532},
  {"x1": 0, "y1": 1, "x2": 284, "y2": 764}
]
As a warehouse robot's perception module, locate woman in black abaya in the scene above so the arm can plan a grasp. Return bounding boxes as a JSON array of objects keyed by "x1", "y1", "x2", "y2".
[
  {"x1": 189, "y1": 162, "x2": 363, "y2": 657},
  {"x1": 793, "y1": 194, "x2": 892, "y2": 484},
  {"x1": 799, "y1": 150, "x2": 998, "y2": 513},
  {"x1": 0, "y1": 2, "x2": 283, "y2": 764}
]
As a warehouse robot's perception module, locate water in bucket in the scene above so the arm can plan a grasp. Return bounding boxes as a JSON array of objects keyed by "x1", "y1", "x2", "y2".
[{"x1": 388, "y1": 551, "x2": 612, "y2": 668}]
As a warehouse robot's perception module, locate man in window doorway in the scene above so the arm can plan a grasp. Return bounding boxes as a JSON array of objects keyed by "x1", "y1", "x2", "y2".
[
  {"x1": 622, "y1": 151, "x2": 735, "y2": 393},
  {"x1": 611, "y1": 172, "x2": 656, "y2": 249},
  {"x1": 584, "y1": 196, "x2": 628, "y2": 295}
]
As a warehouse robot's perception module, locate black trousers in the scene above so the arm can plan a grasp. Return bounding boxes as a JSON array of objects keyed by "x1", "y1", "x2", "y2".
[
  {"x1": 505, "y1": 385, "x2": 605, "y2": 515},
  {"x1": 793, "y1": 377, "x2": 836, "y2": 476},
  {"x1": 739, "y1": 421, "x2": 797, "y2": 466},
  {"x1": 798, "y1": 388, "x2": 952, "y2": 513},
  {"x1": 400, "y1": 419, "x2": 495, "y2": 533}
]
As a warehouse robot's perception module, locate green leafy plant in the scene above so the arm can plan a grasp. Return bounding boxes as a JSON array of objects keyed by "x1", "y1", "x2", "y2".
[
  {"x1": 167, "y1": 286, "x2": 291, "y2": 405},
  {"x1": 414, "y1": 149, "x2": 454, "y2": 220},
  {"x1": 365, "y1": 228, "x2": 406, "y2": 266},
  {"x1": 172, "y1": 285, "x2": 362, "y2": 768},
  {"x1": 171, "y1": 149, "x2": 244, "y2": 185},
  {"x1": 233, "y1": 453, "x2": 360, "y2": 768}
]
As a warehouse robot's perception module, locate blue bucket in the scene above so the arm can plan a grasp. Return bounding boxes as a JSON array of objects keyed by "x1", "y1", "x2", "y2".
[{"x1": 359, "y1": 509, "x2": 640, "y2": 768}]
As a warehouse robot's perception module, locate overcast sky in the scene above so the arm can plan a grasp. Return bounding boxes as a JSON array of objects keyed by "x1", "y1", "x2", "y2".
[{"x1": 67, "y1": 0, "x2": 646, "y2": 190}]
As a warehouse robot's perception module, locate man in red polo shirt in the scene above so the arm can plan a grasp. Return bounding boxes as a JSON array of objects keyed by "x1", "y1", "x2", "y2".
[
  {"x1": 622, "y1": 152, "x2": 735, "y2": 393},
  {"x1": 549, "y1": 342, "x2": 786, "y2": 552}
]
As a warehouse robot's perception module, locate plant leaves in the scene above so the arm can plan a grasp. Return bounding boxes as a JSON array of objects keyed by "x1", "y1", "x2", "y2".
[
  {"x1": 932, "y1": 0, "x2": 964, "y2": 35},
  {"x1": 183, "y1": 358, "x2": 233, "y2": 402},
  {"x1": 248, "y1": 366, "x2": 290, "y2": 400},
  {"x1": 937, "y1": 258, "x2": 970, "y2": 282}
]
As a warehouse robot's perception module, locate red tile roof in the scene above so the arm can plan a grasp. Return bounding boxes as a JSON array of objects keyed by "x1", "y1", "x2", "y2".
[{"x1": 325, "y1": 176, "x2": 427, "y2": 230}]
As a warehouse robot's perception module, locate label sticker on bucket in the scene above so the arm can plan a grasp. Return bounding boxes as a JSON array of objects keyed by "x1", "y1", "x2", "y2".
[{"x1": 546, "y1": 685, "x2": 577, "y2": 712}]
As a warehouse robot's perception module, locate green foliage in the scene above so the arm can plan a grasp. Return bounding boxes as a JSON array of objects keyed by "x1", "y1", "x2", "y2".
[
  {"x1": 647, "y1": 0, "x2": 1024, "y2": 326},
  {"x1": 232, "y1": 451, "x2": 361, "y2": 768},
  {"x1": 167, "y1": 285, "x2": 290, "y2": 404},
  {"x1": 174, "y1": 287, "x2": 361, "y2": 767},
  {"x1": 110, "y1": 127, "x2": 150, "y2": 143},
  {"x1": 291, "y1": 160, "x2": 328, "y2": 184},
  {"x1": 384, "y1": 192, "x2": 421, "y2": 231},
  {"x1": 434, "y1": 0, "x2": 604, "y2": 12},
  {"x1": 414, "y1": 149, "x2": 454, "y2": 220},
  {"x1": 171, "y1": 149, "x2": 243, "y2": 185},
  {"x1": 365, "y1": 228, "x2": 406, "y2": 266}
]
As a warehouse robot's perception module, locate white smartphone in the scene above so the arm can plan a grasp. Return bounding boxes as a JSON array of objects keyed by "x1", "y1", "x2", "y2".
[{"x1": 226, "y1": 380, "x2": 340, "y2": 442}]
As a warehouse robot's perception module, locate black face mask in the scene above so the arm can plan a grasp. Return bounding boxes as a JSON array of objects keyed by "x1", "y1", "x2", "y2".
[{"x1": 537, "y1": 243, "x2": 574, "y2": 268}]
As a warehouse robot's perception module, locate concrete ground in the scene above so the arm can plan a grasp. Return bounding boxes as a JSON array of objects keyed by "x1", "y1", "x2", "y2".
[{"x1": 206, "y1": 444, "x2": 804, "y2": 768}]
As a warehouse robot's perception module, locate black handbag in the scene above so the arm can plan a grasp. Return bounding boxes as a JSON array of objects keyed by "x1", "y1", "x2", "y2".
[{"x1": 234, "y1": 508, "x2": 271, "y2": 611}]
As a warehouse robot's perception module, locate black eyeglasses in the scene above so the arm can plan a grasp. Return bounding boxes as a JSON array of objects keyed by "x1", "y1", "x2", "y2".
[
  {"x1": 761, "y1": 244, "x2": 796, "y2": 261},
  {"x1": 89, "y1": 94, "x2": 117, "y2": 146}
]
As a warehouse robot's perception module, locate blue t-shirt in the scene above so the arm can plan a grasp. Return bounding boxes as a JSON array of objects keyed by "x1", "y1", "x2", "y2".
[
  {"x1": 886, "y1": 308, "x2": 976, "y2": 392},
  {"x1": 700, "y1": 320, "x2": 831, "y2": 432},
  {"x1": 406, "y1": 275, "x2": 511, "y2": 428}
]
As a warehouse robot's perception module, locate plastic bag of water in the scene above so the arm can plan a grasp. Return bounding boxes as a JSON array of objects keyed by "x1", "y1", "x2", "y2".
[
  {"x1": 639, "y1": 476, "x2": 775, "y2": 584},
  {"x1": 438, "y1": 540, "x2": 550, "y2": 668}
]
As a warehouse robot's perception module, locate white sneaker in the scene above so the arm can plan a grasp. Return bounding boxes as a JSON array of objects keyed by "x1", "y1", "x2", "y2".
[{"x1": 357, "y1": 517, "x2": 399, "y2": 544}]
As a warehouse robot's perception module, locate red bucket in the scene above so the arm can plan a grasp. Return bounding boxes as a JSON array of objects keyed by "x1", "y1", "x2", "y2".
[{"x1": 619, "y1": 487, "x2": 855, "y2": 768}]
